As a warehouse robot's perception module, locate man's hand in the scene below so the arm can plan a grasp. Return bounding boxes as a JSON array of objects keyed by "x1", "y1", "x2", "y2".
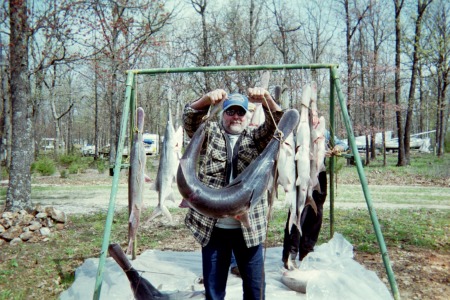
[
  {"x1": 248, "y1": 87, "x2": 281, "y2": 112},
  {"x1": 248, "y1": 87, "x2": 271, "y2": 102},
  {"x1": 204, "y1": 89, "x2": 227, "y2": 105},
  {"x1": 190, "y1": 89, "x2": 227, "y2": 110}
]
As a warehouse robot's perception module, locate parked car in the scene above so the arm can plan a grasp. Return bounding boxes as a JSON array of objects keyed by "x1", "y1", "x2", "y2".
[
  {"x1": 98, "y1": 144, "x2": 129, "y2": 158},
  {"x1": 81, "y1": 145, "x2": 95, "y2": 156},
  {"x1": 143, "y1": 133, "x2": 160, "y2": 155}
]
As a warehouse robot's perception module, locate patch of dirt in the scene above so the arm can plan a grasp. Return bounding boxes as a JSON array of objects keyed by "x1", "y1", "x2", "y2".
[
  {"x1": 354, "y1": 248, "x2": 450, "y2": 300},
  {"x1": 31, "y1": 168, "x2": 129, "y2": 186}
]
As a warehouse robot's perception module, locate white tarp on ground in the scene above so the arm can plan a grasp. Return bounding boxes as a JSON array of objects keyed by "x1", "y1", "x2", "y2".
[{"x1": 60, "y1": 234, "x2": 392, "y2": 300}]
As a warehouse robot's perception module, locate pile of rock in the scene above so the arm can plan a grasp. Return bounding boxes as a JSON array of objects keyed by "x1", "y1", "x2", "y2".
[{"x1": 0, "y1": 205, "x2": 67, "y2": 246}]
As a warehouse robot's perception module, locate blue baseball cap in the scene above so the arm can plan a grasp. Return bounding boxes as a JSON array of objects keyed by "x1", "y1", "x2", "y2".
[{"x1": 223, "y1": 93, "x2": 249, "y2": 112}]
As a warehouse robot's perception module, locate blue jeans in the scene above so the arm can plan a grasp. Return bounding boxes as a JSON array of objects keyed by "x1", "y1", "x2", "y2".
[
  {"x1": 202, "y1": 227, "x2": 265, "y2": 300},
  {"x1": 231, "y1": 252, "x2": 237, "y2": 268}
]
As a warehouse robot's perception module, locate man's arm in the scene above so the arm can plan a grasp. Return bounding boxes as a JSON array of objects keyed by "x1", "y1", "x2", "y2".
[
  {"x1": 183, "y1": 89, "x2": 228, "y2": 138},
  {"x1": 189, "y1": 89, "x2": 227, "y2": 110},
  {"x1": 248, "y1": 87, "x2": 284, "y2": 151}
]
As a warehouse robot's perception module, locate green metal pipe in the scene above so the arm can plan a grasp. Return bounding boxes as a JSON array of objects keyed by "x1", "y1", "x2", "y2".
[
  {"x1": 129, "y1": 81, "x2": 137, "y2": 259},
  {"x1": 330, "y1": 66, "x2": 400, "y2": 300},
  {"x1": 329, "y1": 70, "x2": 336, "y2": 238},
  {"x1": 128, "y1": 63, "x2": 339, "y2": 75},
  {"x1": 93, "y1": 72, "x2": 135, "y2": 300}
]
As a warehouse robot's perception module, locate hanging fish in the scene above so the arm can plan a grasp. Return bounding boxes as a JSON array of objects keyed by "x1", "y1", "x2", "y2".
[
  {"x1": 127, "y1": 107, "x2": 146, "y2": 257},
  {"x1": 147, "y1": 109, "x2": 183, "y2": 224},
  {"x1": 177, "y1": 109, "x2": 300, "y2": 227},
  {"x1": 311, "y1": 116, "x2": 326, "y2": 189},
  {"x1": 293, "y1": 84, "x2": 313, "y2": 234}
]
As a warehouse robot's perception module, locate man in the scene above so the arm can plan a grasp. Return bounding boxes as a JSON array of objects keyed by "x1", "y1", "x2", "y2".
[{"x1": 182, "y1": 87, "x2": 282, "y2": 300}]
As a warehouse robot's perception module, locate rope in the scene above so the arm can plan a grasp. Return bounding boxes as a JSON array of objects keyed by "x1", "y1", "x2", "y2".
[
  {"x1": 261, "y1": 95, "x2": 285, "y2": 143},
  {"x1": 133, "y1": 77, "x2": 140, "y2": 134},
  {"x1": 125, "y1": 269, "x2": 174, "y2": 276},
  {"x1": 325, "y1": 141, "x2": 349, "y2": 158},
  {"x1": 258, "y1": 93, "x2": 285, "y2": 299}
]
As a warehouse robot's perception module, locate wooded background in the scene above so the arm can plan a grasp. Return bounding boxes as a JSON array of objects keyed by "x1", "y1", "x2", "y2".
[{"x1": 1, "y1": 0, "x2": 449, "y2": 211}]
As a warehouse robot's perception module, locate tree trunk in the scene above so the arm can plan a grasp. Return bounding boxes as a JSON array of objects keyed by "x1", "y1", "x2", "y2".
[
  {"x1": 437, "y1": 65, "x2": 449, "y2": 157},
  {"x1": 66, "y1": 77, "x2": 73, "y2": 154},
  {"x1": 190, "y1": 0, "x2": 210, "y2": 90},
  {"x1": 107, "y1": 3, "x2": 123, "y2": 168},
  {"x1": 108, "y1": 69, "x2": 118, "y2": 167},
  {"x1": 345, "y1": 0, "x2": 353, "y2": 119},
  {"x1": 382, "y1": 81, "x2": 387, "y2": 166},
  {"x1": 394, "y1": 0, "x2": 406, "y2": 166},
  {"x1": 200, "y1": 2, "x2": 210, "y2": 89},
  {"x1": 6, "y1": 0, "x2": 34, "y2": 212},
  {"x1": 249, "y1": 0, "x2": 255, "y2": 65},
  {"x1": 51, "y1": 92, "x2": 62, "y2": 157},
  {"x1": 94, "y1": 60, "x2": 99, "y2": 160},
  {"x1": 68, "y1": 105, "x2": 73, "y2": 153},
  {"x1": 404, "y1": 0, "x2": 432, "y2": 164},
  {"x1": 370, "y1": 65, "x2": 377, "y2": 161},
  {"x1": 343, "y1": 1, "x2": 370, "y2": 123},
  {"x1": 1, "y1": 59, "x2": 12, "y2": 169},
  {"x1": 1, "y1": 30, "x2": 12, "y2": 169},
  {"x1": 418, "y1": 64, "x2": 425, "y2": 133},
  {"x1": 0, "y1": 33, "x2": 7, "y2": 173},
  {"x1": 358, "y1": 26, "x2": 370, "y2": 165}
]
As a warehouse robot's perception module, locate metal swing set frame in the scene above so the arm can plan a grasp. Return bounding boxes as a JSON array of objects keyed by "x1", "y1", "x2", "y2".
[{"x1": 92, "y1": 63, "x2": 401, "y2": 300}]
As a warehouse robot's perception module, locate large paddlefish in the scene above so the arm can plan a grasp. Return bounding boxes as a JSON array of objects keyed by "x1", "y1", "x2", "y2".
[
  {"x1": 147, "y1": 109, "x2": 182, "y2": 224},
  {"x1": 177, "y1": 109, "x2": 300, "y2": 227},
  {"x1": 127, "y1": 107, "x2": 146, "y2": 257}
]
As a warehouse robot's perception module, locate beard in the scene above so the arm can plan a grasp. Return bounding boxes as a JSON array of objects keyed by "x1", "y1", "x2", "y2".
[
  {"x1": 224, "y1": 118, "x2": 249, "y2": 134},
  {"x1": 228, "y1": 123, "x2": 245, "y2": 134}
]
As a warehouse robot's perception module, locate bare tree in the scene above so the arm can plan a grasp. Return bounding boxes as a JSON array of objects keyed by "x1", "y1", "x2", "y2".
[
  {"x1": 27, "y1": 0, "x2": 82, "y2": 159},
  {"x1": 428, "y1": 0, "x2": 450, "y2": 157},
  {"x1": 393, "y1": 0, "x2": 406, "y2": 166},
  {"x1": 365, "y1": 1, "x2": 391, "y2": 162},
  {"x1": 0, "y1": 33, "x2": 11, "y2": 170},
  {"x1": 404, "y1": 0, "x2": 434, "y2": 164},
  {"x1": 300, "y1": 0, "x2": 339, "y2": 109},
  {"x1": 267, "y1": 0, "x2": 302, "y2": 108},
  {"x1": 43, "y1": 65, "x2": 75, "y2": 157},
  {"x1": 190, "y1": 0, "x2": 212, "y2": 90},
  {"x1": 223, "y1": 0, "x2": 268, "y2": 90},
  {"x1": 91, "y1": 0, "x2": 174, "y2": 167},
  {"x1": 5, "y1": 0, "x2": 34, "y2": 211},
  {"x1": 341, "y1": 0, "x2": 370, "y2": 121},
  {"x1": 268, "y1": 0, "x2": 302, "y2": 65}
]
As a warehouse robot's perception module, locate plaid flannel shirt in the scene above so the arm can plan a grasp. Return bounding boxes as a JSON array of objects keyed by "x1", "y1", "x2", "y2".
[{"x1": 182, "y1": 104, "x2": 283, "y2": 248}]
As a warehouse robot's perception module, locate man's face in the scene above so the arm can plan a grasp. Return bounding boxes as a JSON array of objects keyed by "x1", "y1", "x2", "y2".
[{"x1": 222, "y1": 106, "x2": 248, "y2": 134}]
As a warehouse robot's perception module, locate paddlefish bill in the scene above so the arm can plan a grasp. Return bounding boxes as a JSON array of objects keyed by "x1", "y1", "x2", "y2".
[{"x1": 108, "y1": 244, "x2": 204, "y2": 299}]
